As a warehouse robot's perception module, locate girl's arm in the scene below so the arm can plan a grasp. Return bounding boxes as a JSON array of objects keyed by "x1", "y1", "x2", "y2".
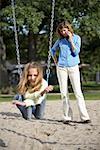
[
  {"x1": 12, "y1": 100, "x2": 26, "y2": 106},
  {"x1": 25, "y1": 80, "x2": 53, "y2": 99}
]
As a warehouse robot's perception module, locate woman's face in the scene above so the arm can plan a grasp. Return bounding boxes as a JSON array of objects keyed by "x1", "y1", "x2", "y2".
[
  {"x1": 28, "y1": 68, "x2": 38, "y2": 85},
  {"x1": 60, "y1": 27, "x2": 69, "y2": 37}
]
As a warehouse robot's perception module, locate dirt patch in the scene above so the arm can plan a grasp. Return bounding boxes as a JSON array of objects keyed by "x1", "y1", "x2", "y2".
[{"x1": 0, "y1": 100, "x2": 100, "y2": 150}]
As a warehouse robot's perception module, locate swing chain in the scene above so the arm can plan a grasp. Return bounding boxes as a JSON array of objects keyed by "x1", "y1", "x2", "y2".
[
  {"x1": 46, "y1": 0, "x2": 55, "y2": 83},
  {"x1": 11, "y1": 0, "x2": 22, "y2": 77}
]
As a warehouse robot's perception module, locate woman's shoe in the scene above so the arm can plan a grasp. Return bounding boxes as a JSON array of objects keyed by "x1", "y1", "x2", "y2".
[
  {"x1": 82, "y1": 120, "x2": 91, "y2": 123},
  {"x1": 63, "y1": 120, "x2": 72, "y2": 124}
]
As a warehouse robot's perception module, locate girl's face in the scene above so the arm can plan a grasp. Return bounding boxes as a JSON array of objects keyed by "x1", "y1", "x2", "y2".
[
  {"x1": 60, "y1": 27, "x2": 69, "y2": 37},
  {"x1": 28, "y1": 68, "x2": 38, "y2": 85}
]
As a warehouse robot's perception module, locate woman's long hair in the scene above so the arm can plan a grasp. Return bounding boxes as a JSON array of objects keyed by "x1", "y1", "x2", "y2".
[
  {"x1": 17, "y1": 62, "x2": 43, "y2": 95},
  {"x1": 56, "y1": 21, "x2": 74, "y2": 38}
]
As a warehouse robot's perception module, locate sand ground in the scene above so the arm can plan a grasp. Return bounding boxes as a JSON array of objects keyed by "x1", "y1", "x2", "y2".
[{"x1": 0, "y1": 100, "x2": 100, "y2": 150}]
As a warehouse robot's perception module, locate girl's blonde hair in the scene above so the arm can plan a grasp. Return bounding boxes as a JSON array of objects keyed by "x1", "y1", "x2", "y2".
[
  {"x1": 56, "y1": 21, "x2": 74, "y2": 37},
  {"x1": 17, "y1": 62, "x2": 43, "y2": 94}
]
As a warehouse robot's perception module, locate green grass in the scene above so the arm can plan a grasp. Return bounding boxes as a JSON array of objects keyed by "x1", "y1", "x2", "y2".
[
  {"x1": 0, "y1": 92, "x2": 100, "y2": 102},
  {"x1": 53, "y1": 82, "x2": 100, "y2": 93},
  {"x1": 0, "y1": 95, "x2": 13, "y2": 102},
  {"x1": 83, "y1": 93, "x2": 100, "y2": 100},
  {"x1": 82, "y1": 81, "x2": 100, "y2": 91},
  {"x1": 47, "y1": 92, "x2": 100, "y2": 100}
]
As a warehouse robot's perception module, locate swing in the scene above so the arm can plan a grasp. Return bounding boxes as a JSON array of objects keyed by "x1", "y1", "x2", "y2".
[
  {"x1": 46, "y1": 0, "x2": 55, "y2": 83},
  {"x1": 11, "y1": 0, "x2": 55, "y2": 82},
  {"x1": 11, "y1": 0, "x2": 22, "y2": 78}
]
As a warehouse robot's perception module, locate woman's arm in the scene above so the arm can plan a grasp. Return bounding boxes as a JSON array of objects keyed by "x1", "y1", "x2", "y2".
[
  {"x1": 51, "y1": 39, "x2": 60, "y2": 64},
  {"x1": 67, "y1": 32, "x2": 81, "y2": 55}
]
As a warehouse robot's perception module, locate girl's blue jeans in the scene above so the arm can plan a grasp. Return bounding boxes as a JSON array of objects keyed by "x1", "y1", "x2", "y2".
[{"x1": 14, "y1": 94, "x2": 46, "y2": 120}]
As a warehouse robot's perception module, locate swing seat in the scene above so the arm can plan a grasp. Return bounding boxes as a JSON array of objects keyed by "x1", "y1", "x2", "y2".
[{"x1": 14, "y1": 94, "x2": 24, "y2": 101}]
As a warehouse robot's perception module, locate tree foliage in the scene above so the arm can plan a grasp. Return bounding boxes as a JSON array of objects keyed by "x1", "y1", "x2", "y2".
[{"x1": 0, "y1": 0, "x2": 100, "y2": 69}]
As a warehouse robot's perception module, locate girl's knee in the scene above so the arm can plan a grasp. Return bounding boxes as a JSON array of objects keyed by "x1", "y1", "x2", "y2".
[{"x1": 34, "y1": 113, "x2": 44, "y2": 119}]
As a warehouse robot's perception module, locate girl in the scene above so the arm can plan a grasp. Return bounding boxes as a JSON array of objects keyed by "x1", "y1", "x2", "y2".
[
  {"x1": 51, "y1": 21, "x2": 91, "y2": 123},
  {"x1": 13, "y1": 62, "x2": 53, "y2": 120}
]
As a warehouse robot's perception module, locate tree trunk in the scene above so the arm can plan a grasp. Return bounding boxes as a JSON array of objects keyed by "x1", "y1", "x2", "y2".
[
  {"x1": 0, "y1": 36, "x2": 9, "y2": 88},
  {"x1": 28, "y1": 30, "x2": 37, "y2": 61}
]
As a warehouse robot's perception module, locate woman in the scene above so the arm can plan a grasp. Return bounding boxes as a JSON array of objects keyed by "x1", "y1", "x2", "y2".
[{"x1": 51, "y1": 21, "x2": 91, "y2": 123}]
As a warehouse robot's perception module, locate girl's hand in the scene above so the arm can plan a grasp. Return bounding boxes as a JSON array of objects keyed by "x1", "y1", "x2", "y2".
[
  {"x1": 12, "y1": 100, "x2": 26, "y2": 106},
  {"x1": 41, "y1": 85, "x2": 53, "y2": 96},
  {"x1": 45, "y1": 85, "x2": 53, "y2": 92},
  {"x1": 12, "y1": 100, "x2": 17, "y2": 104}
]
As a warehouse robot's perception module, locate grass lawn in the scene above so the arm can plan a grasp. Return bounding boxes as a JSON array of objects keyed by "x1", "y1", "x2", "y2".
[
  {"x1": 0, "y1": 95, "x2": 13, "y2": 102},
  {"x1": 47, "y1": 92, "x2": 100, "y2": 100},
  {"x1": 0, "y1": 92, "x2": 100, "y2": 102},
  {"x1": 0, "y1": 81, "x2": 100, "y2": 102}
]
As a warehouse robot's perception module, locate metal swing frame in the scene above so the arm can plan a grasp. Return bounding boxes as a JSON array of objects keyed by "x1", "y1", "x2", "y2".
[
  {"x1": 11, "y1": 0, "x2": 22, "y2": 77},
  {"x1": 46, "y1": 0, "x2": 55, "y2": 82},
  {"x1": 11, "y1": 0, "x2": 55, "y2": 82}
]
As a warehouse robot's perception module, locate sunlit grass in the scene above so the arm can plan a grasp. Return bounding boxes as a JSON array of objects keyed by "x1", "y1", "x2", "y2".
[
  {"x1": 47, "y1": 92, "x2": 100, "y2": 100},
  {"x1": 0, "y1": 95, "x2": 13, "y2": 102},
  {"x1": 0, "y1": 92, "x2": 100, "y2": 102}
]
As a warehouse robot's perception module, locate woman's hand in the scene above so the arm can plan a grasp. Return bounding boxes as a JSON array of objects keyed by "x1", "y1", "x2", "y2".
[
  {"x1": 67, "y1": 31, "x2": 76, "y2": 51},
  {"x1": 53, "y1": 56, "x2": 57, "y2": 65},
  {"x1": 67, "y1": 31, "x2": 73, "y2": 42}
]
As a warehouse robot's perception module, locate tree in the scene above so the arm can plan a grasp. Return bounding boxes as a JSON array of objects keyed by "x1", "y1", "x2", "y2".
[
  {"x1": 0, "y1": 37, "x2": 9, "y2": 88},
  {"x1": 1, "y1": 0, "x2": 100, "y2": 77}
]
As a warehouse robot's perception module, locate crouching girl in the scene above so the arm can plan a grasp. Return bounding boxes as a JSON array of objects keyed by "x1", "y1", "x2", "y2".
[{"x1": 12, "y1": 62, "x2": 53, "y2": 120}]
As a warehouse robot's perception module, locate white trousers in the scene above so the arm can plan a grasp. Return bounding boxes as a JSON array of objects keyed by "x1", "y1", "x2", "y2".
[{"x1": 57, "y1": 65, "x2": 90, "y2": 121}]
